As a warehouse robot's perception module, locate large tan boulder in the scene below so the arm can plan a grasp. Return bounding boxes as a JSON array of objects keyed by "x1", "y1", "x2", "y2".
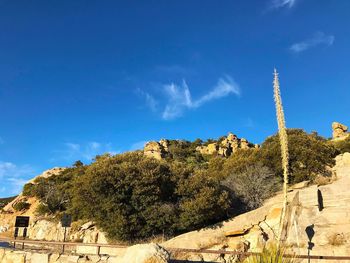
[
  {"x1": 207, "y1": 143, "x2": 218, "y2": 154},
  {"x1": 121, "y1": 243, "x2": 169, "y2": 263},
  {"x1": 227, "y1": 132, "x2": 238, "y2": 142},
  {"x1": 332, "y1": 122, "x2": 349, "y2": 139},
  {"x1": 144, "y1": 142, "x2": 165, "y2": 160},
  {"x1": 240, "y1": 138, "x2": 250, "y2": 149},
  {"x1": 196, "y1": 143, "x2": 219, "y2": 155}
]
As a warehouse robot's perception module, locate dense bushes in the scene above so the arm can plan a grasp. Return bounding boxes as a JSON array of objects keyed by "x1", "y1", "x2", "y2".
[
  {"x1": 69, "y1": 152, "x2": 230, "y2": 241},
  {"x1": 332, "y1": 136, "x2": 350, "y2": 154},
  {"x1": 20, "y1": 128, "x2": 339, "y2": 242},
  {"x1": 23, "y1": 166, "x2": 86, "y2": 215},
  {"x1": 218, "y1": 129, "x2": 337, "y2": 185},
  {"x1": 259, "y1": 129, "x2": 338, "y2": 183}
]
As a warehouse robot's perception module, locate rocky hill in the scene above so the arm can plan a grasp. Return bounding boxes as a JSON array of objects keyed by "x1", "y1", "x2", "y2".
[{"x1": 0, "y1": 122, "x2": 349, "y2": 261}]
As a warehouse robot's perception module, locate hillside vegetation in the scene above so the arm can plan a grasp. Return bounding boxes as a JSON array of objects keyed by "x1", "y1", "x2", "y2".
[
  {"x1": 20, "y1": 129, "x2": 342, "y2": 242},
  {"x1": 0, "y1": 196, "x2": 16, "y2": 210}
]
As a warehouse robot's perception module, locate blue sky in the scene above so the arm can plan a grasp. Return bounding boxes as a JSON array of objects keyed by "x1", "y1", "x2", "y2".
[{"x1": 1, "y1": 0, "x2": 350, "y2": 197}]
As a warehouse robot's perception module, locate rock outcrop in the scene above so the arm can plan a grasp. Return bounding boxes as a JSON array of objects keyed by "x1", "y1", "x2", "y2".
[
  {"x1": 144, "y1": 141, "x2": 169, "y2": 160},
  {"x1": 121, "y1": 243, "x2": 170, "y2": 263},
  {"x1": 332, "y1": 122, "x2": 349, "y2": 140},
  {"x1": 196, "y1": 132, "x2": 254, "y2": 157}
]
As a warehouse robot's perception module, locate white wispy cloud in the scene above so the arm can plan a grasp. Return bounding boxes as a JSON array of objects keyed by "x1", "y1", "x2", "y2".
[
  {"x1": 290, "y1": 32, "x2": 335, "y2": 53},
  {"x1": 0, "y1": 161, "x2": 36, "y2": 196},
  {"x1": 161, "y1": 75, "x2": 240, "y2": 120},
  {"x1": 268, "y1": 0, "x2": 297, "y2": 10},
  {"x1": 52, "y1": 142, "x2": 119, "y2": 163},
  {"x1": 136, "y1": 88, "x2": 158, "y2": 112}
]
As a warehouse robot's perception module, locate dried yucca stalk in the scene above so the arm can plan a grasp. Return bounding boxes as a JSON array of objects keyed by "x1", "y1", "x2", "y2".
[{"x1": 273, "y1": 69, "x2": 289, "y2": 244}]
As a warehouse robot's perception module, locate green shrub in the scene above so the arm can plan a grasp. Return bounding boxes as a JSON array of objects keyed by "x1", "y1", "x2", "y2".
[
  {"x1": 259, "y1": 129, "x2": 338, "y2": 184},
  {"x1": 332, "y1": 136, "x2": 350, "y2": 154},
  {"x1": 13, "y1": 201, "x2": 30, "y2": 211},
  {"x1": 35, "y1": 203, "x2": 51, "y2": 215},
  {"x1": 22, "y1": 183, "x2": 36, "y2": 197}
]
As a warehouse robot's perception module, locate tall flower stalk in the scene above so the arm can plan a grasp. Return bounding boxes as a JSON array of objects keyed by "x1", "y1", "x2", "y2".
[{"x1": 273, "y1": 69, "x2": 289, "y2": 244}]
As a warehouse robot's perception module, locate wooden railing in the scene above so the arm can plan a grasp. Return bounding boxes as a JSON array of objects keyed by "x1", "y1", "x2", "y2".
[{"x1": 1, "y1": 237, "x2": 350, "y2": 261}]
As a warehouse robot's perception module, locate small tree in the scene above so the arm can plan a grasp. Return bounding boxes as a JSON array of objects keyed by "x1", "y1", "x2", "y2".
[{"x1": 222, "y1": 163, "x2": 280, "y2": 210}]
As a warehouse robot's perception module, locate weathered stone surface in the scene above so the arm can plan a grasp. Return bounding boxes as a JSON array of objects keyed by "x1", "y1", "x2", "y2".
[
  {"x1": 240, "y1": 138, "x2": 249, "y2": 149},
  {"x1": 121, "y1": 243, "x2": 169, "y2": 263},
  {"x1": 144, "y1": 141, "x2": 168, "y2": 160},
  {"x1": 31, "y1": 252, "x2": 49, "y2": 263},
  {"x1": 1, "y1": 250, "x2": 26, "y2": 263},
  {"x1": 332, "y1": 122, "x2": 349, "y2": 139},
  {"x1": 159, "y1": 139, "x2": 169, "y2": 152},
  {"x1": 207, "y1": 143, "x2": 218, "y2": 154}
]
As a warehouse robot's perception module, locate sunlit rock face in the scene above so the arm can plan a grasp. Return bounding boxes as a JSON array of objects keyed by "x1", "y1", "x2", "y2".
[
  {"x1": 332, "y1": 122, "x2": 349, "y2": 140},
  {"x1": 144, "y1": 141, "x2": 168, "y2": 160},
  {"x1": 197, "y1": 132, "x2": 254, "y2": 157}
]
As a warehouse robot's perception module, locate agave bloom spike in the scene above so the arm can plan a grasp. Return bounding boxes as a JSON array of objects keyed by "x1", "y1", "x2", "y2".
[{"x1": 273, "y1": 68, "x2": 290, "y2": 244}]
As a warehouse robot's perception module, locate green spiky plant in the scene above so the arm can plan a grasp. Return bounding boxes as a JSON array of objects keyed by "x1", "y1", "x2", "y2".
[
  {"x1": 243, "y1": 244, "x2": 298, "y2": 263},
  {"x1": 273, "y1": 69, "x2": 290, "y2": 244}
]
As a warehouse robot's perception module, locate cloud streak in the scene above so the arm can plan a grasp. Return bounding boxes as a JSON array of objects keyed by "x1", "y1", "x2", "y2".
[
  {"x1": 268, "y1": 0, "x2": 297, "y2": 10},
  {"x1": 0, "y1": 161, "x2": 36, "y2": 196},
  {"x1": 137, "y1": 88, "x2": 158, "y2": 112},
  {"x1": 162, "y1": 75, "x2": 240, "y2": 120},
  {"x1": 290, "y1": 32, "x2": 335, "y2": 53},
  {"x1": 52, "y1": 141, "x2": 119, "y2": 163}
]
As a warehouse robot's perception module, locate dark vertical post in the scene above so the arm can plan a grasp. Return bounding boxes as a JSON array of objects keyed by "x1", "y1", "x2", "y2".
[
  {"x1": 14, "y1": 227, "x2": 19, "y2": 249},
  {"x1": 62, "y1": 227, "x2": 67, "y2": 254},
  {"x1": 22, "y1": 227, "x2": 27, "y2": 249}
]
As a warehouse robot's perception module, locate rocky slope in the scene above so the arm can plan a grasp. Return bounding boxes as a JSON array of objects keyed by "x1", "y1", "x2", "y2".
[
  {"x1": 162, "y1": 152, "x2": 350, "y2": 262},
  {"x1": 0, "y1": 168, "x2": 107, "y2": 244}
]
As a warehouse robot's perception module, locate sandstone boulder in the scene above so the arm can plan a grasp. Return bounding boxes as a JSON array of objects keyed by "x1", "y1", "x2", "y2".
[
  {"x1": 159, "y1": 139, "x2": 169, "y2": 152},
  {"x1": 240, "y1": 138, "x2": 249, "y2": 149},
  {"x1": 207, "y1": 143, "x2": 218, "y2": 154},
  {"x1": 121, "y1": 243, "x2": 169, "y2": 263},
  {"x1": 332, "y1": 122, "x2": 349, "y2": 139},
  {"x1": 144, "y1": 142, "x2": 165, "y2": 160}
]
